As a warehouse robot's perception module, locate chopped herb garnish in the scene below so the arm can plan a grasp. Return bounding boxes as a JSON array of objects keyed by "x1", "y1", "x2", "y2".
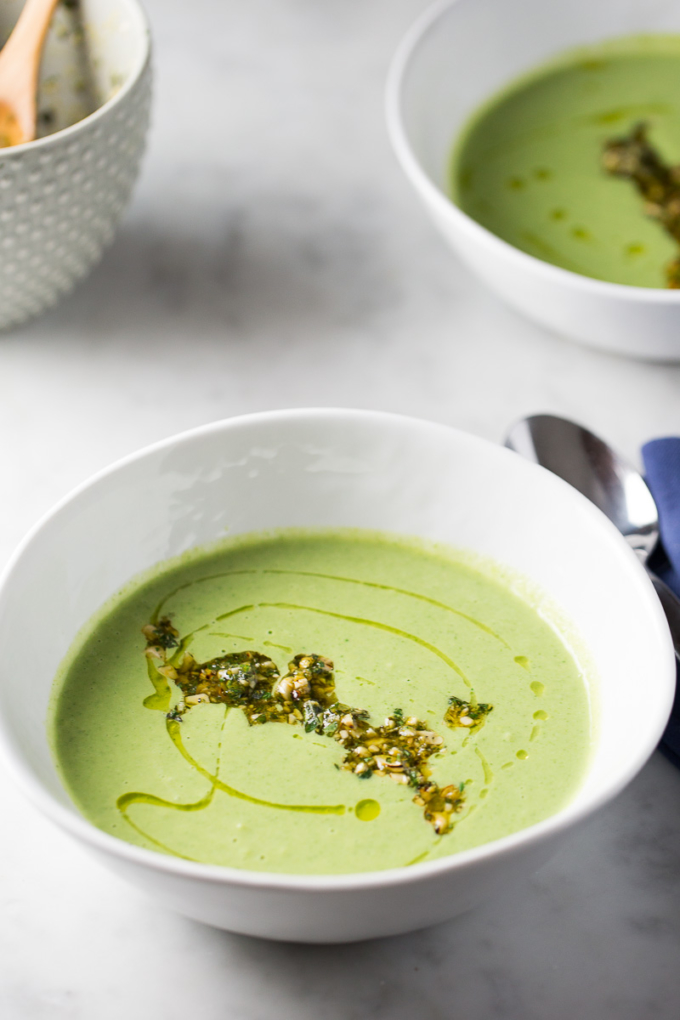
[
  {"x1": 445, "y1": 695, "x2": 492, "y2": 732},
  {"x1": 142, "y1": 617, "x2": 180, "y2": 650},
  {"x1": 303, "y1": 700, "x2": 323, "y2": 733}
]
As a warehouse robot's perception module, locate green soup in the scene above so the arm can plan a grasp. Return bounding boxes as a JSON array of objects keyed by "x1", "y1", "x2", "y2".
[
  {"x1": 49, "y1": 531, "x2": 591, "y2": 875},
  {"x1": 451, "y1": 35, "x2": 680, "y2": 287}
]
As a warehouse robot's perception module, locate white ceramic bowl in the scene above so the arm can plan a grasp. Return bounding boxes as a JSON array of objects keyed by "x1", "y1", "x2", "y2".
[
  {"x1": 0, "y1": 0, "x2": 151, "y2": 329},
  {"x1": 387, "y1": 0, "x2": 680, "y2": 361},
  {"x1": 0, "y1": 409, "x2": 674, "y2": 943}
]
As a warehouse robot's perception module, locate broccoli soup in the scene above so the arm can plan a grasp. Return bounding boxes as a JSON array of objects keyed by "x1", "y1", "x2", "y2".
[{"x1": 50, "y1": 530, "x2": 591, "y2": 875}]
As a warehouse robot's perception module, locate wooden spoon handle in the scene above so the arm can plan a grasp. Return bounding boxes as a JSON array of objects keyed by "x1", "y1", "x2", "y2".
[{"x1": 0, "y1": 0, "x2": 61, "y2": 142}]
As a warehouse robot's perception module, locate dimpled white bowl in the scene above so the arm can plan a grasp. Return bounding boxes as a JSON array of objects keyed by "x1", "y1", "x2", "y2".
[
  {"x1": 0, "y1": 0, "x2": 151, "y2": 329},
  {"x1": 0, "y1": 409, "x2": 673, "y2": 942},
  {"x1": 387, "y1": 0, "x2": 680, "y2": 361}
]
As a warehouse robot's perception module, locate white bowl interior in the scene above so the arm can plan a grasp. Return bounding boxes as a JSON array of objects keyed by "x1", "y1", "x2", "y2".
[
  {"x1": 0, "y1": 410, "x2": 673, "y2": 855},
  {"x1": 399, "y1": 0, "x2": 680, "y2": 199},
  {"x1": 79, "y1": 0, "x2": 149, "y2": 106}
]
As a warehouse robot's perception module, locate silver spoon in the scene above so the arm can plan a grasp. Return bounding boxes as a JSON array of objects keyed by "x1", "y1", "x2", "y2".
[{"x1": 505, "y1": 414, "x2": 680, "y2": 661}]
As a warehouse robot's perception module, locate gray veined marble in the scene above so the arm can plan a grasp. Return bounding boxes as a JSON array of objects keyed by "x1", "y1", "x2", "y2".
[{"x1": 1, "y1": 1, "x2": 680, "y2": 1017}]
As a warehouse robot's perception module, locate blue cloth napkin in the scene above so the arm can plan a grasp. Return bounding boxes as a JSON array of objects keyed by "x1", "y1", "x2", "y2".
[{"x1": 642, "y1": 438, "x2": 680, "y2": 768}]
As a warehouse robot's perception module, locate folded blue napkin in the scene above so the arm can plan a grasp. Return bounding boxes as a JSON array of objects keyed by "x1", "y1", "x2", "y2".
[{"x1": 642, "y1": 438, "x2": 680, "y2": 768}]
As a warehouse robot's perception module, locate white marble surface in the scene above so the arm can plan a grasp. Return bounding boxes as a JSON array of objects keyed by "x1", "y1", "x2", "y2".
[{"x1": 2, "y1": 0, "x2": 680, "y2": 1016}]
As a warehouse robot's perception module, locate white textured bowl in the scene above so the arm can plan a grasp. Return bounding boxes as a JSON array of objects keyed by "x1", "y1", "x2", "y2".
[
  {"x1": 0, "y1": 0, "x2": 151, "y2": 329},
  {"x1": 0, "y1": 409, "x2": 674, "y2": 942},
  {"x1": 387, "y1": 0, "x2": 680, "y2": 361}
]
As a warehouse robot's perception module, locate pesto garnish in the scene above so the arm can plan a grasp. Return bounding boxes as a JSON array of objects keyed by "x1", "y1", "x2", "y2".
[
  {"x1": 142, "y1": 618, "x2": 180, "y2": 650},
  {"x1": 174, "y1": 649, "x2": 284, "y2": 721},
  {"x1": 602, "y1": 123, "x2": 680, "y2": 287},
  {"x1": 330, "y1": 707, "x2": 464, "y2": 834},
  {"x1": 445, "y1": 695, "x2": 492, "y2": 732},
  {"x1": 143, "y1": 617, "x2": 466, "y2": 835}
]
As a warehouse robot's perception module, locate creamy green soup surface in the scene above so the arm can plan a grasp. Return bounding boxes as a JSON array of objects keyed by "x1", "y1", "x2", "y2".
[
  {"x1": 451, "y1": 35, "x2": 680, "y2": 287},
  {"x1": 50, "y1": 530, "x2": 591, "y2": 875}
]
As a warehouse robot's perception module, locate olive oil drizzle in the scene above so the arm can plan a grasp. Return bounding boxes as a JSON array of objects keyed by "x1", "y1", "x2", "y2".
[
  {"x1": 262, "y1": 569, "x2": 510, "y2": 648},
  {"x1": 151, "y1": 568, "x2": 510, "y2": 649},
  {"x1": 117, "y1": 786, "x2": 215, "y2": 861},
  {"x1": 142, "y1": 654, "x2": 172, "y2": 712},
  {"x1": 118, "y1": 707, "x2": 346, "y2": 857},
  {"x1": 405, "y1": 845, "x2": 439, "y2": 867},
  {"x1": 125, "y1": 565, "x2": 543, "y2": 863},
  {"x1": 151, "y1": 570, "x2": 257, "y2": 622},
  {"x1": 475, "y1": 746, "x2": 494, "y2": 786},
  {"x1": 118, "y1": 703, "x2": 231, "y2": 859},
  {"x1": 216, "y1": 601, "x2": 472, "y2": 687},
  {"x1": 165, "y1": 717, "x2": 345, "y2": 815}
]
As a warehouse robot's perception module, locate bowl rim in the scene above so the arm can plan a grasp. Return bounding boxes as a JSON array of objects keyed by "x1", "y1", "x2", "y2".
[
  {"x1": 385, "y1": 0, "x2": 680, "y2": 304},
  {"x1": 0, "y1": 0, "x2": 151, "y2": 157},
  {"x1": 0, "y1": 407, "x2": 674, "y2": 892}
]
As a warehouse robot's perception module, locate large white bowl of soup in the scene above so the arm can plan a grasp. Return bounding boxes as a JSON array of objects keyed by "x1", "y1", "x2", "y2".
[
  {"x1": 387, "y1": 0, "x2": 680, "y2": 360},
  {"x1": 0, "y1": 409, "x2": 673, "y2": 942}
]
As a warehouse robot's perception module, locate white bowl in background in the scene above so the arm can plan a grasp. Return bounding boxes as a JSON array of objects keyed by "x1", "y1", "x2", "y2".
[
  {"x1": 0, "y1": 409, "x2": 673, "y2": 942},
  {"x1": 0, "y1": 0, "x2": 151, "y2": 329},
  {"x1": 387, "y1": 0, "x2": 680, "y2": 361}
]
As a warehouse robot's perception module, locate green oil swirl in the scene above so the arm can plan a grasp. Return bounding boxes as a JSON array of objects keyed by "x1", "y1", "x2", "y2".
[
  {"x1": 117, "y1": 787, "x2": 215, "y2": 860},
  {"x1": 152, "y1": 568, "x2": 511, "y2": 648},
  {"x1": 263, "y1": 569, "x2": 510, "y2": 647},
  {"x1": 128, "y1": 561, "x2": 546, "y2": 864},
  {"x1": 118, "y1": 713, "x2": 345, "y2": 857},
  {"x1": 474, "y1": 746, "x2": 494, "y2": 785},
  {"x1": 216, "y1": 602, "x2": 472, "y2": 687},
  {"x1": 142, "y1": 655, "x2": 172, "y2": 712},
  {"x1": 355, "y1": 799, "x2": 381, "y2": 821},
  {"x1": 165, "y1": 718, "x2": 345, "y2": 815}
]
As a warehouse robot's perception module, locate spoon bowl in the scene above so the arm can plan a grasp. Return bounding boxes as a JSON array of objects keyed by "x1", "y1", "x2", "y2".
[
  {"x1": 505, "y1": 415, "x2": 659, "y2": 561},
  {"x1": 505, "y1": 414, "x2": 680, "y2": 668}
]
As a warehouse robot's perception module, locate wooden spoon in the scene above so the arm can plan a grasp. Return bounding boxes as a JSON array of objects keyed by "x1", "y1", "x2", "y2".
[{"x1": 0, "y1": 0, "x2": 60, "y2": 147}]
